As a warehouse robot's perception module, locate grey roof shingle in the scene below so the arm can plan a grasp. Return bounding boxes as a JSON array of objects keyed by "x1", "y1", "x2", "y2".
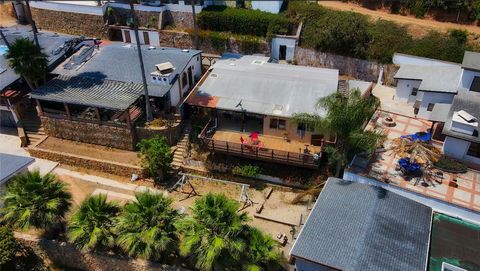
[
  {"x1": 52, "y1": 43, "x2": 201, "y2": 98},
  {"x1": 394, "y1": 65, "x2": 462, "y2": 93},
  {"x1": 0, "y1": 27, "x2": 77, "y2": 90},
  {"x1": 442, "y1": 92, "x2": 480, "y2": 143},
  {"x1": 0, "y1": 153, "x2": 34, "y2": 184},
  {"x1": 462, "y1": 51, "x2": 480, "y2": 71},
  {"x1": 290, "y1": 178, "x2": 432, "y2": 271},
  {"x1": 31, "y1": 75, "x2": 143, "y2": 110}
]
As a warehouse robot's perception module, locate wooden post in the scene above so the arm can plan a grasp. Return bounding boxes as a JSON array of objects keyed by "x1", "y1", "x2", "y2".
[
  {"x1": 271, "y1": 149, "x2": 274, "y2": 160},
  {"x1": 287, "y1": 152, "x2": 289, "y2": 163},
  {"x1": 226, "y1": 141, "x2": 229, "y2": 153},
  {"x1": 125, "y1": 110, "x2": 132, "y2": 129},
  {"x1": 35, "y1": 99, "x2": 43, "y2": 116},
  {"x1": 212, "y1": 140, "x2": 215, "y2": 151},
  {"x1": 63, "y1": 103, "x2": 71, "y2": 120},
  {"x1": 95, "y1": 108, "x2": 101, "y2": 124}
]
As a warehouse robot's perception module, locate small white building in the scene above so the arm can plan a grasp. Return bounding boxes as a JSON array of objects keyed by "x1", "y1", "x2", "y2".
[
  {"x1": 442, "y1": 93, "x2": 480, "y2": 165},
  {"x1": 270, "y1": 22, "x2": 302, "y2": 62},
  {"x1": 392, "y1": 52, "x2": 480, "y2": 120}
]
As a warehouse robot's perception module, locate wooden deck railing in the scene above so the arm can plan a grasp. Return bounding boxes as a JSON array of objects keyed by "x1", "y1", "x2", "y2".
[{"x1": 198, "y1": 119, "x2": 319, "y2": 168}]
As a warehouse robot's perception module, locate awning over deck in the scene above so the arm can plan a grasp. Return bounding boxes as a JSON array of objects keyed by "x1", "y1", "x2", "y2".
[{"x1": 31, "y1": 75, "x2": 143, "y2": 110}]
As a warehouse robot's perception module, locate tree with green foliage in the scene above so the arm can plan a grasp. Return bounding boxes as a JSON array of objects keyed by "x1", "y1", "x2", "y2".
[
  {"x1": 242, "y1": 228, "x2": 284, "y2": 271},
  {"x1": 293, "y1": 90, "x2": 384, "y2": 176},
  {"x1": 137, "y1": 135, "x2": 173, "y2": 182},
  {"x1": 404, "y1": 30, "x2": 468, "y2": 63},
  {"x1": 67, "y1": 194, "x2": 119, "y2": 251},
  {"x1": 115, "y1": 192, "x2": 180, "y2": 260},
  {"x1": 176, "y1": 193, "x2": 251, "y2": 271},
  {"x1": 1, "y1": 170, "x2": 72, "y2": 231},
  {"x1": 6, "y1": 38, "x2": 48, "y2": 90},
  {"x1": 0, "y1": 226, "x2": 19, "y2": 266}
]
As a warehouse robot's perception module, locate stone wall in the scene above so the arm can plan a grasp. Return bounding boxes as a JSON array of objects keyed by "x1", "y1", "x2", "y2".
[
  {"x1": 30, "y1": 7, "x2": 107, "y2": 39},
  {"x1": 15, "y1": 233, "x2": 187, "y2": 271},
  {"x1": 109, "y1": 7, "x2": 161, "y2": 29},
  {"x1": 28, "y1": 147, "x2": 145, "y2": 177},
  {"x1": 136, "y1": 121, "x2": 182, "y2": 145},
  {"x1": 294, "y1": 47, "x2": 399, "y2": 85},
  {"x1": 41, "y1": 116, "x2": 136, "y2": 150},
  {"x1": 159, "y1": 30, "x2": 270, "y2": 55},
  {"x1": 165, "y1": 11, "x2": 194, "y2": 29}
]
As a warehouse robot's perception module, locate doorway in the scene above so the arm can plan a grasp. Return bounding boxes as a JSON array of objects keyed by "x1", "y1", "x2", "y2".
[
  {"x1": 279, "y1": 45, "x2": 287, "y2": 60},
  {"x1": 143, "y1": 31, "x2": 150, "y2": 45},
  {"x1": 123, "y1": 30, "x2": 131, "y2": 43}
]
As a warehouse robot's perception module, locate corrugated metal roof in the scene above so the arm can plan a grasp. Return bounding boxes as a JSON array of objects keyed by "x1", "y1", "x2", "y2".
[
  {"x1": 442, "y1": 92, "x2": 480, "y2": 143},
  {"x1": 290, "y1": 177, "x2": 432, "y2": 271},
  {"x1": 0, "y1": 27, "x2": 78, "y2": 90},
  {"x1": 52, "y1": 43, "x2": 201, "y2": 98},
  {"x1": 31, "y1": 75, "x2": 143, "y2": 110},
  {"x1": 0, "y1": 153, "x2": 34, "y2": 184},
  {"x1": 462, "y1": 51, "x2": 480, "y2": 71},
  {"x1": 188, "y1": 55, "x2": 339, "y2": 117},
  {"x1": 394, "y1": 65, "x2": 462, "y2": 93}
]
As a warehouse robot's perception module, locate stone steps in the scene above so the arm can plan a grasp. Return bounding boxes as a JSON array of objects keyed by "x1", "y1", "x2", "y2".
[{"x1": 171, "y1": 123, "x2": 191, "y2": 170}]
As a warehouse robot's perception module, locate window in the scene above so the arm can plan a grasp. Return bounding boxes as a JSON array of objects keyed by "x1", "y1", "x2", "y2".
[
  {"x1": 470, "y1": 76, "x2": 480, "y2": 92},
  {"x1": 427, "y1": 103, "x2": 435, "y2": 112},
  {"x1": 467, "y1": 142, "x2": 480, "y2": 158},
  {"x1": 411, "y1": 87, "x2": 418, "y2": 96},
  {"x1": 181, "y1": 72, "x2": 188, "y2": 88},
  {"x1": 297, "y1": 122, "x2": 314, "y2": 132},
  {"x1": 142, "y1": 31, "x2": 150, "y2": 45},
  {"x1": 269, "y1": 118, "x2": 286, "y2": 130}
]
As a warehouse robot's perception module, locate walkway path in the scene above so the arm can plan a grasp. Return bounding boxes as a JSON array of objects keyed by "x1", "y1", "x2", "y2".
[{"x1": 318, "y1": 1, "x2": 480, "y2": 35}]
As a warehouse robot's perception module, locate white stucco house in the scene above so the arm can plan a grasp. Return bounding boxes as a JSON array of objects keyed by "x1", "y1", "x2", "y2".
[
  {"x1": 392, "y1": 52, "x2": 480, "y2": 121},
  {"x1": 442, "y1": 93, "x2": 480, "y2": 165}
]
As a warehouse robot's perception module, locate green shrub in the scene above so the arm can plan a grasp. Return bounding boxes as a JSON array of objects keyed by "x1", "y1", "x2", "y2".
[
  {"x1": 238, "y1": 35, "x2": 261, "y2": 54},
  {"x1": 197, "y1": 6, "x2": 293, "y2": 37},
  {"x1": 367, "y1": 20, "x2": 412, "y2": 63},
  {"x1": 137, "y1": 135, "x2": 173, "y2": 181},
  {"x1": 403, "y1": 31, "x2": 468, "y2": 63},
  {"x1": 232, "y1": 164, "x2": 262, "y2": 177},
  {"x1": 0, "y1": 226, "x2": 19, "y2": 266},
  {"x1": 434, "y1": 157, "x2": 468, "y2": 173},
  {"x1": 207, "y1": 31, "x2": 228, "y2": 52}
]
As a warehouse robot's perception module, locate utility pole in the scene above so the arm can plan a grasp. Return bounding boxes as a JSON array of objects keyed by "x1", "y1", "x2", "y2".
[
  {"x1": 191, "y1": 0, "x2": 199, "y2": 50},
  {"x1": 129, "y1": 1, "x2": 153, "y2": 121},
  {"x1": 24, "y1": 0, "x2": 40, "y2": 48}
]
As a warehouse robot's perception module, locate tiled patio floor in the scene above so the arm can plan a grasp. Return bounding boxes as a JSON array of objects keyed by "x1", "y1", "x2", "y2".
[
  {"x1": 361, "y1": 110, "x2": 480, "y2": 212},
  {"x1": 212, "y1": 130, "x2": 321, "y2": 154}
]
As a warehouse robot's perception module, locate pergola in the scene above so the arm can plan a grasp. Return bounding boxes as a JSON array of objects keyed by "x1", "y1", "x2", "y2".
[{"x1": 31, "y1": 75, "x2": 145, "y2": 128}]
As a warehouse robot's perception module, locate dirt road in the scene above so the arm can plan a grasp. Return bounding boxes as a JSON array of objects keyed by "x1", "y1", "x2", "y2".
[{"x1": 318, "y1": 1, "x2": 480, "y2": 36}]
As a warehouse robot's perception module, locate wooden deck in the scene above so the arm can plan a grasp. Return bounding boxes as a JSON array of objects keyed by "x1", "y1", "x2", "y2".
[{"x1": 212, "y1": 130, "x2": 321, "y2": 154}]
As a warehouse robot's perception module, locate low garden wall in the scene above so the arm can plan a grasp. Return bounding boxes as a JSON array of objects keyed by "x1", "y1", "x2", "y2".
[
  {"x1": 28, "y1": 147, "x2": 145, "y2": 177},
  {"x1": 30, "y1": 7, "x2": 107, "y2": 39},
  {"x1": 41, "y1": 116, "x2": 136, "y2": 151},
  {"x1": 136, "y1": 121, "x2": 182, "y2": 145},
  {"x1": 15, "y1": 232, "x2": 187, "y2": 271},
  {"x1": 166, "y1": 11, "x2": 194, "y2": 29},
  {"x1": 294, "y1": 47, "x2": 399, "y2": 85}
]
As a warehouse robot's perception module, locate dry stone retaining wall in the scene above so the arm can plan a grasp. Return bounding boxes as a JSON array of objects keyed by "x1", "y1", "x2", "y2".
[
  {"x1": 136, "y1": 121, "x2": 182, "y2": 145},
  {"x1": 41, "y1": 116, "x2": 136, "y2": 150},
  {"x1": 30, "y1": 7, "x2": 107, "y2": 38},
  {"x1": 28, "y1": 147, "x2": 145, "y2": 177},
  {"x1": 294, "y1": 47, "x2": 398, "y2": 85}
]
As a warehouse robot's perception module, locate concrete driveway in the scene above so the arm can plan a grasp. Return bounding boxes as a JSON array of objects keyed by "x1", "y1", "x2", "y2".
[{"x1": 0, "y1": 127, "x2": 58, "y2": 175}]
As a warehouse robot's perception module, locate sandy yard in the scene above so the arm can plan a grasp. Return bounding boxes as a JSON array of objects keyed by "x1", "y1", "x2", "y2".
[
  {"x1": 318, "y1": 1, "x2": 480, "y2": 36},
  {"x1": 38, "y1": 137, "x2": 141, "y2": 166},
  {"x1": 56, "y1": 169, "x2": 311, "y2": 254}
]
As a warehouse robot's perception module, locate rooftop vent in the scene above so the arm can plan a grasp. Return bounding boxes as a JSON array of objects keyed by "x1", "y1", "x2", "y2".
[
  {"x1": 210, "y1": 73, "x2": 218, "y2": 78},
  {"x1": 251, "y1": 60, "x2": 265, "y2": 65},
  {"x1": 457, "y1": 110, "x2": 476, "y2": 123},
  {"x1": 148, "y1": 46, "x2": 156, "y2": 50},
  {"x1": 155, "y1": 62, "x2": 175, "y2": 75},
  {"x1": 182, "y1": 49, "x2": 190, "y2": 53}
]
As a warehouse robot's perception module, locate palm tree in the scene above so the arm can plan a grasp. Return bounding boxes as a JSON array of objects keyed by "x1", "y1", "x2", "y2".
[
  {"x1": 292, "y1": 89, "x2": 384, "y2": 176},
  {"x1": 0, "y1": 170, "x2": 72, "y2": 231},
  {"x1": 67, "y1": 194, "x2": 119, "y2": 251},
  {"x1": 243, "y1": 227, "x2": 284, "y2": 271},
  {"x1": 128, "y1": 0, "x2": 153, "y2": 121},
  {"x1": 176, "y1": 193, "x2": 250, "y2": 271},
  {"x1": 6, "y1": 38, "x2": 48, "y2": 90},
  {"x1": 115, "y1": 191, "x2": 180, "y2": 261}
]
